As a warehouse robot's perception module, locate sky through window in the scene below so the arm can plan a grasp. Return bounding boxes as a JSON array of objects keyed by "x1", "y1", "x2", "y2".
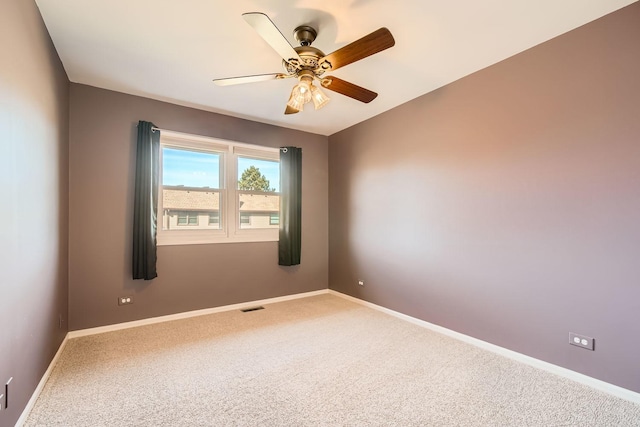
[{"x1": 163, "y1": 148, "x2": 279, "y2": 191}]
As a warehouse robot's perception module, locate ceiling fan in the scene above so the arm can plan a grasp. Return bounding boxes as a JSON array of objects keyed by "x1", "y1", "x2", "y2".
[{"x1": 213, "y1": 12, "x2": 395, "y2": 115}]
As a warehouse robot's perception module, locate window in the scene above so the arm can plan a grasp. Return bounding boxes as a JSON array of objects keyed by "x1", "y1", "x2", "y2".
[
  {"x1": 157, "y1": 131, "x2": 279, "y2": 245},
  {"x1": 270, "y1": 213, "x2": 279, "y2": 225},
  {"x1": 177, "y1": 211, "x2": 199, "y2": 226}
]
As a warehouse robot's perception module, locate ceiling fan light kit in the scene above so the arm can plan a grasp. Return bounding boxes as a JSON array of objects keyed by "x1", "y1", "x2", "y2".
[
  {"x1": 213, "y1": 12, "x2": 395, "y2": 115},
  {"x1": 286, "y1": 70, "x2": 330, "y2": 114}
]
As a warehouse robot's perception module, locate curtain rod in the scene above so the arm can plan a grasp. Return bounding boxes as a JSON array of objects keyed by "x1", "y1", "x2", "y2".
[
  {"x1": 135, "y1": 123, "x2": 163, "y2": 133},
  {"x1": 144, "y1": 125, "x2": 298, "y2": 152}
]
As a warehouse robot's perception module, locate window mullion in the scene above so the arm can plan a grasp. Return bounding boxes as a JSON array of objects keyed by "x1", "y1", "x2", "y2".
[{"x1": 227, "y1": 148, "x2": 238, "y2": 237}]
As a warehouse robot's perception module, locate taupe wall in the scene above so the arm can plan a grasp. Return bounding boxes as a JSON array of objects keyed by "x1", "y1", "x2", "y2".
[
  {"x1": 68, "y1": 84, "x2": 328, "y2": 330},
  {"x1": 0, "y1": 0, "x2": 69, "y2": 424},
  {"x1": 329, "y1": 3, "x2": 640, "y2": 392}
]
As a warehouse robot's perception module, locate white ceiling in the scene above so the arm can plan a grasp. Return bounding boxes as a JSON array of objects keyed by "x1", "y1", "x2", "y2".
[{"x1": 37, "y1": 0, "x2": 635, "y2": 136}]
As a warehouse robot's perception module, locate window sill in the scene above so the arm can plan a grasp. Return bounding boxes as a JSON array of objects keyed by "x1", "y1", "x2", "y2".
[{"x1": 157, "y1": 231, "x2": 279, "y2": 246}]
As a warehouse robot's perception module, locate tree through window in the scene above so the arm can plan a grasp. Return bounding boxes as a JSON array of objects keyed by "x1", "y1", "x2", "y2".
[{"x1": 238, "y1": 165, "x2": 275, "y2": 192}]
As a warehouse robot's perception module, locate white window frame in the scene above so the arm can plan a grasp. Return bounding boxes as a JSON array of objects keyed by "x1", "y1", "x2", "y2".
[{"x1": 157, "y1": 130, "x2": 279, "y2": 246}]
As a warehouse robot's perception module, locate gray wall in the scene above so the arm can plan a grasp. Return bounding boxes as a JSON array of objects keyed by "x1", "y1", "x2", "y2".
[
  {"x1": 329, "y1": 3, "x2": 640, "y2": 393},
  {"x1": 68, "y1": 84, "x2": 328, "y2": 331},
  {"x1": 0, "y1": 0, "x2": 69, "y2": 425}
]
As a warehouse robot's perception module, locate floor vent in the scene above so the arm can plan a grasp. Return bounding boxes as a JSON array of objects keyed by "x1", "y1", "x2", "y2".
[{"x1": 240, "y1": 306, "x2": 265, "y2": 313}]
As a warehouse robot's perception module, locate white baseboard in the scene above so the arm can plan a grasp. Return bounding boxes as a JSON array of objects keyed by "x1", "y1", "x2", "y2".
[
  {"x1": 68, "y1": 289, "x2": 329, "y2": 339},
  {"x1": 16, "y1": 334, "x2": 69, "y2": 427},
  {"x1": 18, "y1": 289, "x2": 329, "y2": 425},
  {"x1": 329, "y1": 289, "x2": 640, "y2": 404},
  {"x1": 20, "y1": 287, "x2": 638, "y2": 426}
]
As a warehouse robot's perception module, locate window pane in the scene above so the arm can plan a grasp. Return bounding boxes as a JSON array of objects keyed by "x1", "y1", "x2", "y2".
[
  {"x1": 161, "y1": 147, "x2": 222, "y2": 231},
  {"x1": 270, "y1": 213, "x2": 279, "y2": 225},
  {"x1": 237, "y1": 156, "x2": 279, "y2": 230}
]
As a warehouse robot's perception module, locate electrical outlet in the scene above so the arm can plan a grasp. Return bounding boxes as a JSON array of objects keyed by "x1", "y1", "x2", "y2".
[
  {"x1": 569, "y1": 333, "x2": 595, "y2": 351},
  {"x1": 118, "y1": 296, "x2": 134, "y2": 306},
  {"x1": 358, "y1": 280, "x2": 364, "y2": 286}
]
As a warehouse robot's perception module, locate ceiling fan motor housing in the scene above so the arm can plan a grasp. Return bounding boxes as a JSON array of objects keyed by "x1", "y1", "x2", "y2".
[
  {"x1": 283, "y1": 26, "x2": 330, "y2": 76},
  {"x1": 283, "y1": 45, "x2": 328, "y2": 75},
  {"x1": 293, "y1": 25, "x2": 317, "y2": 46}
]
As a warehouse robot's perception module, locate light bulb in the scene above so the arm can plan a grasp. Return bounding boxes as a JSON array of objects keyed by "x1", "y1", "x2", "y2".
[
  {"x1": 310, "y1": 84, "x2": 330, "y2": 110},
  {"x1": 297, "y1": 77, "x2": 312, "y2": 103}
]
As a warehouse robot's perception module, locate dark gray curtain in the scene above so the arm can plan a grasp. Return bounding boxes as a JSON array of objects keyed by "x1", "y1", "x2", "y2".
[
  {"x1": 279, "y1": 147, "x2": 302, "y2": 266},
  {"x1": 132, "y1": 121, "x2": 160, "y2": 280}
]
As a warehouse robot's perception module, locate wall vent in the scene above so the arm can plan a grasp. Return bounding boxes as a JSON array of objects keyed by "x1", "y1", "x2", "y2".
[{"x1": 240, "y1": 306, "x2": 265, "y2": 313}]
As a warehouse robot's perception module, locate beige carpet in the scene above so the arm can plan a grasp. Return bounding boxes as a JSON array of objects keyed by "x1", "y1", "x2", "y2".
[{"x1": 25, "y1": 294, "x2": 640, "y2": 426}]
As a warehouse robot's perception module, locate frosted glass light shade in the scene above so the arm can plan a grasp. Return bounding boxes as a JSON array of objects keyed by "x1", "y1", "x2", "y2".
[
  {"x1": 310, "y1": 84, "x2": 330, "y2": 110},
  {"x1": 286, "y1": 77, "x2": 313, "y2": 112},
  {"x1": 286, "y1": 88, "x2": 305, "y2": 112}
]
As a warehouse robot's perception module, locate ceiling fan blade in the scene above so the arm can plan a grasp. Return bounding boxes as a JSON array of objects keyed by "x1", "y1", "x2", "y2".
[
  {"x1": 285, "y1": 105, "x2": 299, "y2": 115},
  {"x1": 320, "y1": 28, "x2": 395, "y2": 72},
  {"x1": 243, "y1": 12, "x2": 302, "y2": 64},
  {"x1": 321, "y1": 77, "x2": 378, "y2": 103},
  {"x1": 213, "y1": 73, "x2": 284, "y2": 86}
]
